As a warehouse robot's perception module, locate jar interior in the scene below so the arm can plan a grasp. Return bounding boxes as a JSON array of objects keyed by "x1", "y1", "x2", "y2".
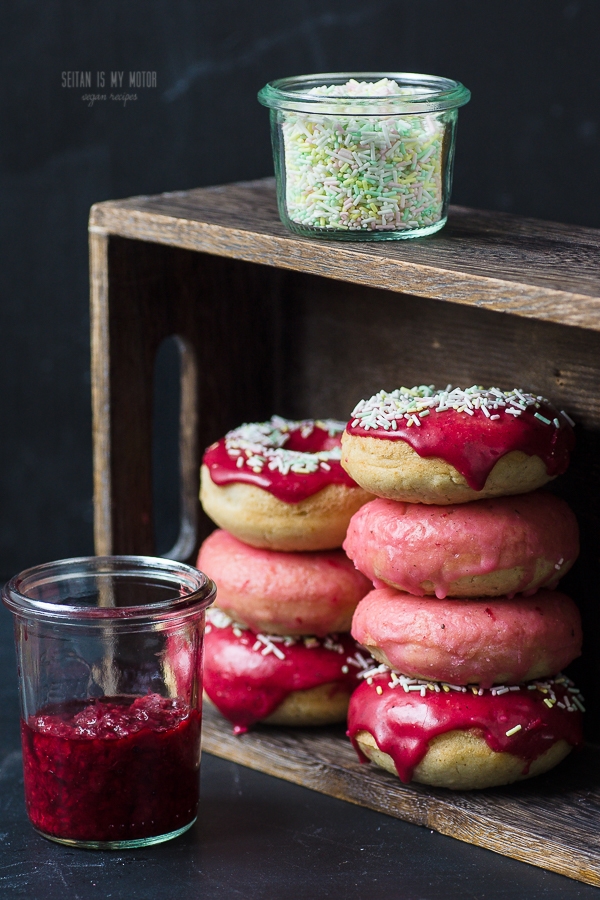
[{"x1": 22, "y1": 573, "x2": 182, "y2": 609}]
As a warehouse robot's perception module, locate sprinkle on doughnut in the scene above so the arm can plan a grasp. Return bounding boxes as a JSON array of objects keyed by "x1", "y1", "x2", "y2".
[
  {"x1": 349, "y1": 385, "x2": 570, "y2": 430},
  {"x1": 354, "y1": 660, "x2": 584, "y2": 710},
  {"x1": 203, "y1": 415, "x2": 360, "y2": 504},
  {"x1": 343, "y1": 384, "x2": 575, "y2": 496},
  {"x1": 206, "y1": 607, "x2": 348, "y2": 660},
  {"x1": 203, "y1": 610, "x2": 364, "y2": 731},
  {"x1": 219, "y1": 416, "x2": 346, "y2": 476},
  {"x1": 347, "y1": 670, "x2": 584, "y2": 784}
]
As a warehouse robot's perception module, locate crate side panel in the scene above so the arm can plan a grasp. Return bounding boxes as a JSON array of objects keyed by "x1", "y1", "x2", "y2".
[{"x1": 97, "y1": 239, "x2": 285, "y2": 560}]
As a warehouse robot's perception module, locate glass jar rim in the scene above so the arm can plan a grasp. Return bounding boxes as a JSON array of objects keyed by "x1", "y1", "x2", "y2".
[
  {"x1": 2, "y1": 555, "x2": 216, "y2": 625},
  {"x1": 258, "y1": 72, "x2": 470, "y2": 115}
]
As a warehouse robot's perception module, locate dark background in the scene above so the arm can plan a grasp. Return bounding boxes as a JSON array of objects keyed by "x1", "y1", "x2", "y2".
[{"x1": 1, "y1": 0, "x2": 599, "y2": 578}]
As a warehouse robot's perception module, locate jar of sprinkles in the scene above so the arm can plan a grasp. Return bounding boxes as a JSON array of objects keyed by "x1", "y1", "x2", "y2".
[{"x1": 258, "y1": 72, "x2": 470, "y2": 241}]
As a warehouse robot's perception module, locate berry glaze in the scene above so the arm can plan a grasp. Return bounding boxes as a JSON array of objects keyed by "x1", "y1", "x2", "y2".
[
  {"x1": 203, "y1": 609, "x2": 368, "y2": 732},
  {"x1": 204, "y1": 416, "x2": 357, "y2": 502},
  {"x1": 347, "y1": 671, "x2": 583, "y2": 783},
  {"x1": 21, "y1": 694, "x2": 200, "y2": 843},
  {"x1": 346, "y1": 386, "x2": 575, "y2": 491}
]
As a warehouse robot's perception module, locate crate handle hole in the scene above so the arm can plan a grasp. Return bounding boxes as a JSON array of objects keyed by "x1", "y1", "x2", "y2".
[{"x1": 152, "y1": 334, "x2": 198, "y2": 562}]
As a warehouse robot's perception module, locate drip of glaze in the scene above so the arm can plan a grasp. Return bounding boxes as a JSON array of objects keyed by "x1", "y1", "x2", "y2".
[
  {"x1": 204, "y1": 425, "x2": 357, "y2": 502},
  {"x1": 346, "y1": 406, "x2": 574, "y2": 491},
  {"x1": 343, "y1": 493, "x2": 579, "y2": 600},
  {"x1": 203, "y1": 624, "x2": 363, "y2": 731},
  {"x1": 347, "y1": 675, "x2": 583, "y2": 783}
]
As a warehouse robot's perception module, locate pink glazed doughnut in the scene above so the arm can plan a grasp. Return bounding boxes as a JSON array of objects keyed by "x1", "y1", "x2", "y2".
[
  {"x1": 343, "y1": 492, "x2": 578, "y2": 599},
  {"x1": 197, "y1": 529, "x2": 372, "y2": 637},
  {"x1": 351, "y1": 587, "x2": 582, "y2": 687}
]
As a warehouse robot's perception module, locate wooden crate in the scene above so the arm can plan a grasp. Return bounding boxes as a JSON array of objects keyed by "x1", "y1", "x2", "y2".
[{"x1": 89, "y1": 178, "x2": 600, "y2": 886}]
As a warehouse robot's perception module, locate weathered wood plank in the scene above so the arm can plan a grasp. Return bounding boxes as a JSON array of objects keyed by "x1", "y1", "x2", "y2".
[
  {"x1": 201, "y1": 703, "x2": 600, "y2": 888},
  {"x1": 89, "y1": 179, "x2": 600, "y2": 330}
]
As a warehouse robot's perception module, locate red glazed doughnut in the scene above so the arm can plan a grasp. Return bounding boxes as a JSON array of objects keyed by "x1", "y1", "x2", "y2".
[
  {"x1": 343, "y1": 492, "x2": 579, "y2": 599},
  {"x1": 347, "y1": 671, "x2": 584, "y2": 789},
  {"x1": 341, "y1": 386, "x2": 575, "y2": 505},
  {"x1": 201, "y1": 417, "x2": 373, "y2": 550},
  {"x1": 351, "y1": 587, "x2": 582, "y2": 687},
  {"x1": 203, "y1": 609, "x2": 369, "y2": 732},
  {"x1": 197, "y1": 529, "x2": 371, "y2": 637}
]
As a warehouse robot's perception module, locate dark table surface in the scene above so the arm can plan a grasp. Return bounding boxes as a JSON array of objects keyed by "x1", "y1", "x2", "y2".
[{"x1": 0, "y1": 613, "x2": 597, "y2": 900}]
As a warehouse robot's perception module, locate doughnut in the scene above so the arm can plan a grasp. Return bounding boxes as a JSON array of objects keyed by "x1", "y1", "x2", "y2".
[
  {"x1": 197, "y1": 529, "x2": 372, "y2": 636},
  {"x1": 347, "y1": 671, "x2": 584, "y2": 789},
  {"x1": 342, "y1": 386, "x2": 575, "y2": 504},
  {"x1": 201, "y1": 416, "x2": 373, "y2": 550},
  {"x1": 203, "y1": 608, "x2": 369, "y2": 732},
  {"x1": 351, "y1": 587, "x2": 582, "y2": 687},
  {"x1": 343, "y1": 492, "x2": 579, "y2": 599}
]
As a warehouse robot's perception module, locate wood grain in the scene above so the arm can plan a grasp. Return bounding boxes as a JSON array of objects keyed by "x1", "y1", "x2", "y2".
[
  {"x1": 89, "y1": 178, "x2": 600, "y2": 331},
  {"x1": 90, "y1": 237, "x2": 284, "y2": 558},
  {"x1": 201, "y1": 703, "x2": 600, "y2": 888}
]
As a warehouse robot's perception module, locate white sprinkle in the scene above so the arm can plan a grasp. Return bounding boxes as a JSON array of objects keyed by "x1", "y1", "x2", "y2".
[
  {"x1": 348, "y1": 385, "x2": 558, "y2": 431},
  {"x1": 505, "y1": 724, "x2": 522, "y2": 737},
  {"x1": 219, "y1": 417, "x2": 345, "y2": 481},
  {"x1": 560, "y1": 410, "x2": 575, "y2": 427},
  {"x1": 254, "y1": 634, "x2": 286, "y2": 660}
]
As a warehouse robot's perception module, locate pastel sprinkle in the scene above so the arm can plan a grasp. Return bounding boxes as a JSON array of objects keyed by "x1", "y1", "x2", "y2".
[
  {"x1": 281, "y1": 78, "x2": 445, "y2": 233},
  {"x1": 349, "y1": 385, "x2": 568, "y2": 432},
  {"x1": 505, "y1": 724, "x2": 522, "y2": 737}
]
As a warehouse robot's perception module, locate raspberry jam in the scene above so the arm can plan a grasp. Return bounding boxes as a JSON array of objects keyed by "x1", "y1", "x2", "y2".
[{"x1": 21, "y1": 694, "x2": 200, "y2": 845}]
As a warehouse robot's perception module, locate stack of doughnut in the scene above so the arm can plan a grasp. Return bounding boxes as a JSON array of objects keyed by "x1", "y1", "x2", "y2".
[
  {"x1": 341, "y1": 385, "x2": 585, "y2": 790},
  {"x1": 197, "y1": 416, "x2": 374, "y2": 733}
]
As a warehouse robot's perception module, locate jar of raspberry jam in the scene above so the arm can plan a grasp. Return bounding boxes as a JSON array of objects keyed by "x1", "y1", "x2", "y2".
[{"x1": 2, "y1": 556, "x2": 215, "y2": 849}]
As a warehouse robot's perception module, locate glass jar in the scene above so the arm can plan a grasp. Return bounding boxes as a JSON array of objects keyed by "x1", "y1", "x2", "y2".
[
  {"x1": 258, "y1": 72, "x2": 470, "y2": 241},
  {"x1": 2, "y1": 555, "x2": 215, "y2": 850}
]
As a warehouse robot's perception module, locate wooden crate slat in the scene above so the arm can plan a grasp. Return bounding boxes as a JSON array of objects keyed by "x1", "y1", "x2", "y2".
[
  {"x1": 201, "y1": 704, "x2": 600, "y2": 888},
  {"x1": 89, "y1": 179, "x2": 600, "y2": 331}
]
